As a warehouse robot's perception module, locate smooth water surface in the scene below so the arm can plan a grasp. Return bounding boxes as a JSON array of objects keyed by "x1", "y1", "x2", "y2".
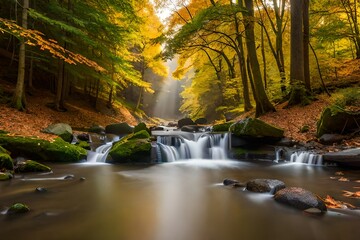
[{"x1": 1, "y1": 160, "x2": 360, "y2": 240}]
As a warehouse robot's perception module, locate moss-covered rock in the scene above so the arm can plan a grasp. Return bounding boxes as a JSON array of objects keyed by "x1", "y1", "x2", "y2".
[
  {"x1": 42, "y1": 123, "x2": 73, "y2": 143},
  {"x1": 230, "y1": 118, "x2": 284, "y2": 138},
  {"x1": 212, "y1": 122, "x2": 234, "y2": 132},
  {"x1": 16, "y1": 160, "x2": 51, "y2": 173},
  {"x1": 76, "y1": 140, "x2": 91, "y2": 150},
  {"x1": 134, "y1": 122, "x2": 150, "y2": 134},
  {"x1": 105, "y1": 122, "x2": 133, "y2": 135},
  {"x1": 7, "y1": 203, "x2": 30, "y2": 214},
  {"x1": 108, "y1": 131, "x2": 151, "y2": 163},
  {"x1": 0, "y1": 135, "x2": 87, "y2": 162},
  {"x1": 0, "y1": 153, "x2": 14, "y2": 170},
  {"x1": 0, "y1": 172, "x2": 11, "y2": 181},
  {"x1": 0, "y1": 145, "x2": 10, "y2": 154},
  {"x1": 316, "y1": 106, "x2": 360, "y2": 137}
]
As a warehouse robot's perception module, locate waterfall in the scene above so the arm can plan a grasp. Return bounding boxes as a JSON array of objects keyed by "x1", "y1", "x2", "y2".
[
  {"x1": 86, "y1": 135, "x2": 121, "y2": 163},
  {"x1": 290, "y1": 151, "x2": 323, "y2": 165},
  {"x1": 156, "y1": 133, "x2": 229, "y2": 162}
]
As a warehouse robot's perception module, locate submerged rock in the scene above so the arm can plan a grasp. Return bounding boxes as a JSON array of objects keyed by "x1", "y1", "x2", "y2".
[
  {"x1": 274, "y1": 187, "x2": 327, "y2": 212},
  {"x1": 16, "y1": 160, "x2": 51, "y2": 173},
  {"x1": 230, "y1": 118, "x2": 284, "y2": 139},
  {"x1": 0, "y1": 136, "x2": 87, "y2": 162},
  {"x1": 246, "y1": 179, "x2": 285, "y2": 194},
  {"x1": 42, "y1": 123, "x2": 73, "y2": 143},
  {"x1": 7, "y1": 203, "x2": 30, "y2": 215}
]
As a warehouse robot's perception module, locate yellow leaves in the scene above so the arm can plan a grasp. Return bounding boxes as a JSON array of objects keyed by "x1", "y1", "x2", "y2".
[
  {"x1": 321, "y1": 195, "x2": 357, "y2": 209},
  {"x1": 343, "y1": 190, "x2": 360, "y2": 199}
]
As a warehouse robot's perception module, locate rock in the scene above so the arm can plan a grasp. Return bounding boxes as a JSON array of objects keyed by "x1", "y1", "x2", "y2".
[
  {"x1": 7, "y1": 203, "x2": 30, "y2": 214},
  {"x1": 181, "y1": 125, "x2": 206, "y2": 133},
  {"x1": 323, "y1": 148, "x2": 360, "y2": 167},
  {"x1": 88, "y1": 125, "x2": 105, "y2": 134},
  {"x1": 212, "y1": 122, "x2": 234, "y2": 132},
  {"x1": 35, "y1": 187, "x2": 48, "y2": 193},
  {"x1": 105, "y1": 122, "x2": 134, "y2": 135},
  {"x1": 316, "y1": 106, "x2": 360, "y2": 137},
  {"x1": 246, "y1": 179, "x2": 286, "y2": 194},
  {"x1": 80, "y1": 177, "x2": 86, "y2": 181},
  {"x1": 0, "y1": 153, "x2": 14, "y2": 170},
  {"x1": 167, "y1": 122, "x2": 177, "y2": 127},
  {"x1": 64, "y1": 174, "x2": 75, "y2": 179},
  {"x1": 42, "y1": 123, "x2": 73, "y2": 143},
  {"x1": 230, "y1": 118, "x2": 284, "y2": 139},
  {"x1": 0, "y1": 172, "x2": 11, "y2": 181},
  {"x1": 178, "y1": 118, "x2": 195, "y2": 128},
  {"x1": 134, "y1": 122, "x2": 150, "y2": 134},
  {"x1": 0, "y1": 136, "x2": 87, "y2": 162},
  {"x1": 76, "y1": 141, "x2": 91, "y2": 150},
  {"x1": 274, "y1": 187, "x2": 327, "y2": 212},
  {"x1": 16, "y1": 160, "x2": 52, "y2": 173},
  {"x1": 223, "y1": 179, "x2": 246, "y2": 187},
  {"x1": 195, "y1": 118, "x2": 207, "y2": 125},
  {"x1": 108, "y1": 132, "x2": 152, "y2": 163},
  {"x1": 77, "y1": 133, "x2": 90, "y2": 142},
  {"x1": 319, "y1": 134, "x2": 347, "y2": 145}
]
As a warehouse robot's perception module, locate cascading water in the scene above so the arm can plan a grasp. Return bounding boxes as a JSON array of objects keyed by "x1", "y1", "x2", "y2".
[
  {"x1": 156, "y1": 133, "x2": 230, "y2": 162},
  {"x1": 290, "y1": 151, "x2": 323, "y2": 165},
  {"x1": 86, "y1": 135, "x2": 120, "y2": 163}
]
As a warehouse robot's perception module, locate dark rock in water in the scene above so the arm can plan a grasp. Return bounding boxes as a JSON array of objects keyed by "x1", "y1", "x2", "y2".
[
  {"x1": 64, "y1": 174, "x2": 75, "y2": 180},
  {"x1": 105, "y1": 122, "x2": 134, "y2": 135},
  {"x1": 246, "y1": 179, "x2": 285, "y2": 194},
  {"x1": 41, "y1": 123, "x2": 73, "y2": 143},
  {"x1": 80, "y1": 177, "x2": 86, "y2": 181},
  {"x1": 195, "y1": 118, "x2": 207, "y2": 125},
  {"x1": 323, "y1": 148, "x2": 360, "y2": 167},
  {"x1": 319, "y1": 134, "x2": 347, "y2": 145},
  {"x1": 0, "y1": 152, "x2": 14, "y2": 170},
  {"x1": 151, "y1": 126, "x2": 165, "y2": 131},
  {"x1": 230, "y1": 118, "x2": 284, "y2": 139},
  {"x1": 16, "y1": 160, "x2": 52, "y2": 173},
  {"x1": 316, "y1": 106, "x2": 360, "y2": 137},
  {"x1": 274, "y1": 187, "x2": 327, "y2": 212},
  {"x1": 167, "y1": 122, "x2": 177, "y2": 127},
  {"x1": 178, "y1": 118, "x2": 195, "y2": 128},
  {"x1": 77, "y1": 133, "x2": 90, "y2": 142},
  {"x1": 88, "y1": 125, "x2": 105, "y2": 134},
  {"x1": 134, "y1": 122, "x2": 150, "y2": 134},
  {"x1": 7, "y1": 203, "x2": 30, "y2": 214},
  {"x1": 35, "y1": 187, "x2": 48, "y2": 193},
  {"x1": 181, "y1": 125, "x2": 206, "y2": 133},
  {"x1": 223, "y1": 179, "x2": 245, "y2": 188}
]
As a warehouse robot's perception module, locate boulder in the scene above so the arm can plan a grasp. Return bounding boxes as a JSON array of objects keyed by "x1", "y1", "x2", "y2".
[
  {"x1": 0, "y1": 153, "x2": 14, "y2": 170},
  {"x1": 42, "y1": 123, "x2": 73, "y2": 143},
  {"x1": 319, "y1": 134, "x2": 347, "y2": 145},
  {"x1": 134, "y1": 122, "x2": 150, "y2": 134},
  {"x1": 195, "y1": 118, "x2": 207, "y2": 125},
  {"x1": 108, "y1": 131, "x2": 152, "y2": 163},
  {"x1": 16, "y1": 160, "x2": 51, "y2": 173},
  {"x1": 212, "y1": 122, "x2": 234, "y2": 132},
  {"x1": 77, "y1": 133, "x2": 90, "y2": 142},
  {"x1": 0, "y1": 135, "x2": 87, "y2": 162},
  {"x1": 316, "y1": 106, "x2": 360, "y2": 138},
  {"x1": 178, "y1": 118, "x2": 195, "y2": 128},
  {"x1": 246, "y1": 179, "x2": 286, "y2": 194},
  {"x1": 274, "y1": 187, "x2": 327, "y2": 212},
  {"x1": 105, "y1": 122, "x2": 134, "y2": 135},
  {"x1": 230, "y1": 118, "x2": 284, "y2": 139},
  {"x1": 7, "y1": 203, "x2": 30, "y2": 215},
  {"x1": 0, "y1": 172, "x2": 12, "y2": 181},
  {"x1": 88, "y1": 125, "x2": 105, "y2": 134},
  {"x1": 323, "y1": 148, "x2": 360, "y2": 167}
]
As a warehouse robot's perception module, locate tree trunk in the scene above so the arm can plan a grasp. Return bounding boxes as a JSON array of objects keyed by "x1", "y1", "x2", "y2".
[
  {"x1": 242, "y1": 0, "x2": 275, "y2": 117},
  {"x1": 303, "y1": 0, "x2": 311, "y2": 91},
  {"x1": 11, "y1": 0, "x2": 29, "y2": 111},
  {"x1": 55, "y1": 59, "x2": 64, "y2": 111}
]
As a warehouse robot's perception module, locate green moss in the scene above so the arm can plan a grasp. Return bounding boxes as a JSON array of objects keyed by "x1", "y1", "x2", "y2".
[
  {"x1": 0, "y1": 153, "x2": 14, "y2": 170},
  {"x1": 0, "y1": 172, "x2": 11, "y2": 181},
  {"x1": 7, "y1": 203, "x2": 30, "y2": 214},
  {"x1": 212, "y1": 122, "x2": 234, "y2": 132},
  {"x1": 76, "y1": 141, "x2": 91, "y2": 150},
  {"x1": 0, "y1": 136, "x2": 87, "y2": 162},
  {"x1": 134, "y1": 122, "x2": 150, "y2": 134},
  {"x1": 16, "y1": 160, "x2": 51, "y2": 173},
  {"x1": 128, "y1": 130, "x2": 150, "y2": 140},
  {"x1": 109, "y1": 138, "x2": 151, "y2": 163},
  {"x1": 230, "y1": 118, "x2": 284, "y2": 138},
  {"x1": 300, "y1": 125, "x2": 310, "y2": 133}
]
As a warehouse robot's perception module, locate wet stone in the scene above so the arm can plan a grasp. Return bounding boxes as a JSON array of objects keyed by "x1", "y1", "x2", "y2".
[
  {"x1": 246, "y1": 179, "x2": 286, "y2": 194},
  {"x1": 35, "y1": 187, "x2": 48, "y2": 193},
  {"x1": 223, "y1": 179, "x2": 246, "y2": 188},
  {"x1": 64, "y1": 174, "x2": 75, "y2": 180}
]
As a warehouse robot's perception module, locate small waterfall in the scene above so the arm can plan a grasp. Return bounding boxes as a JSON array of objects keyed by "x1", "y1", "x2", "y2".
[
  {"x1": 156, "y1": 133, "x2": 229, "y2": 162},
  {"x1": 290, "y1": 151, "x2": 323, "y2": 165},
  {"x1": 86, "y1": 135, "x2": 120, "y2": 163}
]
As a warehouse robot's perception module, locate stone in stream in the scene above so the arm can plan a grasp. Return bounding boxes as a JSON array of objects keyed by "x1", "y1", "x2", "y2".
[
  {"x1": 223, "y1": 179, "x2": 246, "y2": 188},
  {"x1": 7, "y1": 203, "x2": 30, "y2": 215},
  {"x1": 35, "y1": 187, "x2": 48, "y2": 193},
  {"x1": 274, "y1": 187, "x2": 327, "y2": 212},
  {"x1": 64, "y1": 174, "x2": 75, "y2": 180},
  {"x1": 16, "y1": 160, "x2": 52, "y2": 173},
  {"x1": 246, "y1": 179, "x2": 286, "y2": 194}
]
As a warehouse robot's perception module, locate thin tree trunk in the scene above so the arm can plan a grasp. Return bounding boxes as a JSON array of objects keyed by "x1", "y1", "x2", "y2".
[
  {"x1": 303, "y1": 0, "x2": 311, "y2": 91},
  {"x1": 261, "y1": 26, "x2": 267, "y2": 89},
  {"x1": 55, "y1": 59, "x2": 64, "y2": 111},
  {"x1": 11, "y1": 0, "x2": 29, "y2": 111},
  {"x1": 309, "y1": 42, "x2": 330, "y2": 97}
]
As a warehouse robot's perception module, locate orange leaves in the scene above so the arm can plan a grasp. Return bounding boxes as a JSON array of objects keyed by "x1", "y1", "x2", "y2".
[
  {"x1": 322, "y1": 195, "x2": 357, "y2": 209},
  {"x1": 343, "y1": 190, "x2": 360, "y2": 199}
]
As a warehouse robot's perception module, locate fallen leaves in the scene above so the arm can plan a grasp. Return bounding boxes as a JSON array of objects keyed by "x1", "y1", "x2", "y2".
[
  {"x1": 343, "y1": 190, "x2": 360, "y2": 199},
  {"x1": 322, "y1": 195, "x2": 357, "y2": 209}
]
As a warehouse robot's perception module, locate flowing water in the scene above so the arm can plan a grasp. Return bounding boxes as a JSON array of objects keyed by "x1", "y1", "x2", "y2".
[{"x1": 1, "y1": 132, "x2": 360, "y2": 240}]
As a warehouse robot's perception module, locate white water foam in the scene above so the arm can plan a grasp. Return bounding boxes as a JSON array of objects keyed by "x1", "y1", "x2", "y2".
[{"x1": 290, "y1": 151, "x2": 323, "y2": 165}]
